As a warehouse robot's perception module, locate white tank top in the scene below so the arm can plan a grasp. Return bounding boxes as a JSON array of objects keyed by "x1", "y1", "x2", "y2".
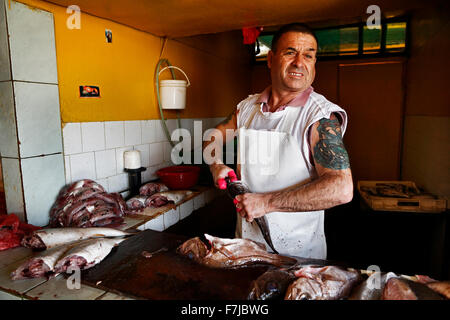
[{"x1": 235, "y1": 90, "x2": 348, "y2": 259}]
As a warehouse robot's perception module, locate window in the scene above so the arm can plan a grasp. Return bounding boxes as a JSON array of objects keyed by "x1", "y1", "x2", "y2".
[{"x1": 255, "y1": 18, "x2": 408, "y2": 61}]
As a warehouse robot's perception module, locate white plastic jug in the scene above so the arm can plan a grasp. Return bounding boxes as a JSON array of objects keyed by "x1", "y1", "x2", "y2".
[{"x1": 159, "y1": 66, "x2": 190, "y2": 110}]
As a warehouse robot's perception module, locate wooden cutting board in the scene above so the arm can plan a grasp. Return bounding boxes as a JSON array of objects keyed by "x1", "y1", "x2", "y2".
[{"x1": 81, "y1": 230, "x2": 271, "y2": 300}]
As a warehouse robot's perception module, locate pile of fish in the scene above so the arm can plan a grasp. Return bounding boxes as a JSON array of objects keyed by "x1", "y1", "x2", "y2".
[
  {"x1": 126, "y1": 182, "x2": 192, "y2": 212},
  {"x1": 176, "y1": 234, "x2": 449, "y2": 300},
  {"x1": 11, "y1": 227, "x2": 133, "y2": 280},
  {"x1": 177, "y1": 234, "x2": 297, "y2": 269},
  {"x1": 49, "y1": 180, "x2": 128, "y2": 228},
  {"x1": 247, "y1": 264, "x2": 450, "y2": 300}
]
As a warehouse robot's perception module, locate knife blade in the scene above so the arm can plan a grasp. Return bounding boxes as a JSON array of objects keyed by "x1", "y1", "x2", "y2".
[{"x1": 224, "y1": 176, "x2": 278, "y2": 254}]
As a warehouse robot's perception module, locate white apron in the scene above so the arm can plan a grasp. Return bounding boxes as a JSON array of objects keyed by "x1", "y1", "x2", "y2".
[{"x1": 235, "y1": 101, "x2": 331, "y2": 259}]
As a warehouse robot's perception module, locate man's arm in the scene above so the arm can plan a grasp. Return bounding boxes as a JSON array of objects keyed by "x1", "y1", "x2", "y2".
[
  {"x1": 203, "y1": 110, "x2": 238, "y2": 187},
  {"x1": 236, "y1": 113, "x2": 353, "y2": 221}
]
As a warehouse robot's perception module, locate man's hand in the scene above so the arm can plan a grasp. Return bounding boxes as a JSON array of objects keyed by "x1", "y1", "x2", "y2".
[
  {"x1": 210, "y1": 163, "x2": 235, "y2": 189},
  {"x1": 234, "y1": 193, "x2": 271, "y2": 222}
]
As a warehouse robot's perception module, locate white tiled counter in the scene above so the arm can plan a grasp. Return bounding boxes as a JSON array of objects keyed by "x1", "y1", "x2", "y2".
[{"x1": 0, "y1": 186, "x2": 223, "y2": 300}]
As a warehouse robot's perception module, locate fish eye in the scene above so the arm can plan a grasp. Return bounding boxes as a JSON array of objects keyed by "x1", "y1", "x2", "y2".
[
  {"x1": 266, "y1": 281, "x2": 279, "y2": 292},
  {"x1": 299, "y1": 293, "x2": 310, "y2": 300}
]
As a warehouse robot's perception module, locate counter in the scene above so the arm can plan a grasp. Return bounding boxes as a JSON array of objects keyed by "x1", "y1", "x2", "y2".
[{"x1": 0, "y1": 186, "x2": 224, "y2": 300}]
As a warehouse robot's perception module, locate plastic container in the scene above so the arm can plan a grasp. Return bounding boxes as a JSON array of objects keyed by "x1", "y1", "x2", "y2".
[
  {"x1": 159, "y1": 66, "x2": 190, "y2": 110},
  {"x1": 156, "y1": 165, "x2": 200, "y2": 190}
]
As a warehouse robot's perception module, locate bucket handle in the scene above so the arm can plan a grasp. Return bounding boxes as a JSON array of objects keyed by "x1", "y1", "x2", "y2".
[{"x1": 159, "y1": 66, "x2": 191, "y2": 87}]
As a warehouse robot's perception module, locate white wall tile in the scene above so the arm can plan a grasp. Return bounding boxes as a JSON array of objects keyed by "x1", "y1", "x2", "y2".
[
  {"x1": 1, "y1": 158, "x2": 24, "y2": 219},
  {"x1": 163, "y1": 208, "x2": 179, "y2": 229},
  {"x1": 141, "y1": 120, "x2": 155, "y2": 144},
  {"x1": 70, "y1": 152, "x2": 96, "y2": 182},
  {"x1": 124, "y1": 121, "x2": 141, "y2": 146},
  {"x1": 0, "y1": 0, "x2": 11, "y2": 81},
  {"x1": 163, "y1": 141, "x2": 173, "y2": 163},
  {"x1": 137, "y1": 214, "x2": 164, "y2": 231},
  {"x1": 165, "y1": 119, "x2": 177, "y2": 136},
  {"x1": 149, "y1": 142, "x2": 164, "y2": 166},
  {"x1": 115, "y1": 146, "x2": 133, "y2": 174},
  {"x1": 134, "y1": 144, "x2": 150, "y2": 168},
  {"x1": 81, "y1": 122, "x2": 105, "y2": 152},
  {"x1": 154, "y1": 120, "x2": 167, "y2": 142},
  {"x1": 180, "y1": 199, "x2": 194, "y2": 220},
  {"x1": 21, "y1": 153, "x2": 66, "y2": 226},
  {"x1": 95, "y1": 149, "x2": 116, "y2": 179},
  {"x1": 145, "y1": 165, "x2": 160, "y2": 181},
  {"x1": 95, "y1": 178, "x2": 109, "y2": 192},
  {"x1": 14, "y1": 82, "x2": 62, "y2": 158},
  {"x1": 64, "y1": 155, "x2": 71, "y2": 184},
  {"x1": 180, "y1": 118, "x2": 194, "y2": 136},
  {"x1": 107, "y1": 173, "x2": 128, "y2": 193},
  {"x1": 193, "y1": 192, "x2": 205, "y2": 210},
  {"x1": 0, "y1": 81, "x2": 19, "y2": 158},
  {"x1": 6, "y1": 0, "x2": 58, "y2": 83},
  {"x1": 62, "y1": 122, "x2": 82, "y2": 155},
  {"x1": 105, "y1": 121, "x2": 124, "y2": 149}
]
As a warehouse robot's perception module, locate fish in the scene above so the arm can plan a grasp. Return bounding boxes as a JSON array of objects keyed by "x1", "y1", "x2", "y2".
[
  {"x1": 11, "y1": 242, "x2": 77, "y2": 280},
  {"x1": 21, "y1": 227, "x2": 135, "y2": 250},
  {"x1": 139, "y1": 182, "x2": 169, "y2": 196},
  {"x1": 426, "y1": 281, "x2": 450, "y2": 299},
  {"x1": 152, "y1": 190, "x2": 193, "y2": 205},
  {"x1": 348, "y1": 271, "x2": 398, "y2": 300},
  {"x1": 176, "y1": 234, "x2": 297, "y2": 269},
  {"x1": 53, "y1": 237, "x2": 125, "y2": 273},
  {"x1": 126, "y1": 196, "x2": 148, "y2": 211},
  {"x1": 414, "y1": 275, "x2": 450, "y2": 299},
  {"x1": 381, "y1": 277, "x2": 444, "y2": 300},
  {"x1": 248, "y1": 268, "x2": 297, "y2": 300},
  {"x1": 284, "y1": 265, "x2": 361, "y2": 300}
]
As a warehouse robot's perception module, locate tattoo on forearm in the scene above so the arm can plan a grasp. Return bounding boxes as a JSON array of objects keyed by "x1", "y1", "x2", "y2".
[
  {"x1": 218, "y1": 111, "x2": 235, "y2": 126},
  {"x1": 313, "y1": 118, "x2": 350, "y2": 170}
]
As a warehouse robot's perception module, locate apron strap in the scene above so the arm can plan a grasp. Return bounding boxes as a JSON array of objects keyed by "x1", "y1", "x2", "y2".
[{"x1": 244, "y1": 104, "x2": 262, "y2": 129}]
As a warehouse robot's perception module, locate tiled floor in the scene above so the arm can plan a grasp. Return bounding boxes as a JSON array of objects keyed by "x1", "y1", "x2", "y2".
[{"x1": 0, "y1": 186, "x2": 218, "y2": 300}]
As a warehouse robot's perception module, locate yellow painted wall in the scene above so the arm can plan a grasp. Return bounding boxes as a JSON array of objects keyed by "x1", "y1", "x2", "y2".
[{"x1": 14, "y1": 0, "x2": 252, "y2": 122}]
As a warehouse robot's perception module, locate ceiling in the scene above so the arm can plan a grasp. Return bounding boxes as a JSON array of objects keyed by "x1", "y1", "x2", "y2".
[{"x1": 45, "y1": 0, "x2": 426, "y2": 38}]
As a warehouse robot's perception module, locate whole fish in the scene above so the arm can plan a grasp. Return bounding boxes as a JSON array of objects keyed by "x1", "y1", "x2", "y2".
[
  {"x1": 284, "y1": 265, "x2": 361, "y2": 300},
  {"x1": 152, "y1": 190, "x2": 193, "y2": 204},
  {"x1": 54, "y1": 237, "x2": 125, "y2": 273},
  {"x1": 381, "y1": 277, "x2": 444, "y2": 300},
  {"x1": 11, "y1": 242, "x2": 77, "y2": 280},
  {"x1": 139, "y1": 182, "x2": 169, "y2": 196},
  {"x1": 21, "y1": 227, "x2": 134, "y2": 250},
  {"x1": 177, "y1": 234, "x2": 296, "y2": 269},
  {"x1": 415, "y1": 275, "x2": 450, "y2": 299},
  {"x1": 248, "y1": 268, "x2": 296, "y2": 300}
]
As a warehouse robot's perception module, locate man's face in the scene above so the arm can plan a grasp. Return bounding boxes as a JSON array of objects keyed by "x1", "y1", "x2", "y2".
[{"x1": 267, "y1": 32, "x2": 317, "y2": 93}]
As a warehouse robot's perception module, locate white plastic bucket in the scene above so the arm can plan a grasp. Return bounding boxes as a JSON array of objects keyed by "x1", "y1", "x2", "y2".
[{"x1": 159, "y1": 66, "x2": 190, "y2": 110}]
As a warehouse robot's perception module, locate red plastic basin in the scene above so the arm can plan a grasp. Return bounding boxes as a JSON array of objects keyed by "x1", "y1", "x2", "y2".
[{"x1": 156, "y1": 165, "x2": 200, "y2": 190}]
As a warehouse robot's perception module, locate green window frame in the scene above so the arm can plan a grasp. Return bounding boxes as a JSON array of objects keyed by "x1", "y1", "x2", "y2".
[{"x1": 254, "y1": 17, "x2": 409, "y2": 62}]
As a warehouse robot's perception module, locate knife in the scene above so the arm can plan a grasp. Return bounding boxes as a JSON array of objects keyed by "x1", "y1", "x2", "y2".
[{"x1": 221, "y1": 173, "x2": 278, "y2": 254}]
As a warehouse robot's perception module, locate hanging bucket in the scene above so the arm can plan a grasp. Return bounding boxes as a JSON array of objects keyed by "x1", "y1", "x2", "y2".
[{"x1": 159, "y1": 66, "x2": 191, "y2": 110}]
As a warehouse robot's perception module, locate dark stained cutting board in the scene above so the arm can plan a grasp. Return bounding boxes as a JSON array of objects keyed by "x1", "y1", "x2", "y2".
[{"x1": 81, "y1": 229, "x2": 272, "y2": 300}]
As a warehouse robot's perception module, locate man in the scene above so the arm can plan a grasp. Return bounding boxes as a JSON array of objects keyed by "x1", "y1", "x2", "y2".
[{"x1": 203, "y1": 23, "x2": 353, "y2": 260}]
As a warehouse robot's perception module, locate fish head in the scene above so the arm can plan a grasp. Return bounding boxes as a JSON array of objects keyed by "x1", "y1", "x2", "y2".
[
  {"x1": 249, "y1": 269, "x2": 296, "y2": 300},
  {"x1": 284, "y1": 277, "x2": 322, "y2": 300},
  {"x1": 176, "y1": 237, "x2": 209, "y2": 262}
]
